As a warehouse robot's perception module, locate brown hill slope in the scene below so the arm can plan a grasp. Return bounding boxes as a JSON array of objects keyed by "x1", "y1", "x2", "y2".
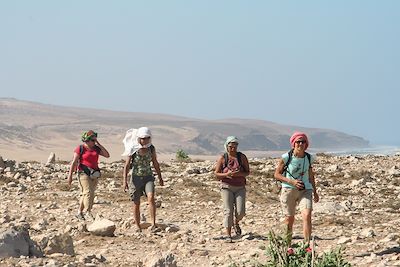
[{"x1": 0, "y1": 98, "x2": 368, "y2": 162}]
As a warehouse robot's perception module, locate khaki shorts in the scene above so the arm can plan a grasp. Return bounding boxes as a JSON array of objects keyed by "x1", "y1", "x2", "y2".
[{"x1": 280, "y1": 188, "x2": 313, "y2": 216}]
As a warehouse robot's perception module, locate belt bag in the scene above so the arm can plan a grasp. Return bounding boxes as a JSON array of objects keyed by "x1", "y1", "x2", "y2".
[
  {"x1": 80, "y1": 164, "x2": 101, "y2": 179},
  {"x1": 89, "y1": 169, "x2": 101, "y2": 179}
]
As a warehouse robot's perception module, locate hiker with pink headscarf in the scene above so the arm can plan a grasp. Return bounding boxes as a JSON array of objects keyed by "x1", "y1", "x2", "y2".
[{"x1": 274, "y1": 132, "x2": 319, "y2": 247}]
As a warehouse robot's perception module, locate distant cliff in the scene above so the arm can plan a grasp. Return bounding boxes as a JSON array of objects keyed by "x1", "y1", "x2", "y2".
[{"x1": 0, "y1": 98, "x2": 369, "y2": 161}]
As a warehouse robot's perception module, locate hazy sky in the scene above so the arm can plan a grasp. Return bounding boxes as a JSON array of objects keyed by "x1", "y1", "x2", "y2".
[{"x1": 1, "y1": 1, "x2": 399, "y2": 145}]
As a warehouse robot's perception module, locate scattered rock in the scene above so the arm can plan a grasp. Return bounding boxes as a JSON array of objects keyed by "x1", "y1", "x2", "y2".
[
  {"x1": 87, "y1": 217, "x2": 116, "y2": 237},
  {"x1": 0, "y1": 227, "x2": 43, "y2": 258},
  {"x1": 145, "y1": 252, "x2": 177, "y2": 267},
  {"x1": 46, "y1": 153, "x2": 56, "y2": 166},
  {"x1": 39, "y1": 233, "x2": 75, "y2": 256}
]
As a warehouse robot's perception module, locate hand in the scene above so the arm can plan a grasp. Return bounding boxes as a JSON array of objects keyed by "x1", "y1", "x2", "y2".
[
  {"x1": 159, "y1": 178, "x2": 164, "y2": 186},
  {"x1": 123, "y1": 181, "x2": 129, "y2": 192},
  {"x1": 68, "y1": 177, "x2": 72, "y2": 189},
  {"x1": 313, "y1": 192, "x2": 320, "y2": 203},
  {"x1": 226, "y1": 170, "x2": 239, "y2": 178},
  {"x1": 292, "y1": 179, "x2": 305, "y2": 190}
]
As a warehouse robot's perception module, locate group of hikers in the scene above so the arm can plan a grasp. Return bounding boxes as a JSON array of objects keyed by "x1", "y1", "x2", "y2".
[{"x1": 67, "y1": 127, "x2": 319, "y2": 247}]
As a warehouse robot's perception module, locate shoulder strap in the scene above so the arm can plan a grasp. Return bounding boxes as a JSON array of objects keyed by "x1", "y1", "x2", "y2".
[
  {"x1": 76, "y1": 145, "x2": 84, "y2": 172},
  {"x1": 223, "y1": 152, "x2": 243, "y2": 169},
  {"x1": 223, "y1": 152, "x2": 228, "y2": 169},
  {"x1": 305, "y1": 152, "x2": 311, "y2": 166},
  {"x1": 237, "y1": 151, "x2": 249, "y2": 172},
  {"x1": 282, "y1": 149, "x2": 293, "y2": 174},
  {"x1": 130, "y1": 145, "x2": 155, "y2": 169},
  {"x1": 236, "y1": 151, "x2": 242, "y2": 167},
  {"x1": 79, "y1": 145, "x2": 84, "y2": 158}
]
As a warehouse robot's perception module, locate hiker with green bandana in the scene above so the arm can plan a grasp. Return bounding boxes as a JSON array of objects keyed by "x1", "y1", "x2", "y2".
[
  {"x1": 214, "y1": 136, "x2": 250, "y2": 242},
  {"x1": 68, "y1": 130, "x2": 110, "y2": 220}
]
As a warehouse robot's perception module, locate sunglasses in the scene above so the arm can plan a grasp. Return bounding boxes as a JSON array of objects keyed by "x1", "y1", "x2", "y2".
[
  {"x1": 228, "y1": 143, "x2": 238, "y2": 147},
  {"x1": 295, "y1": 140, "x2": 306, "y2": 144},
  {"x1": 87, "y1": 131, "x2": 98, "y2": 137},
  {"x1": 140, "y1": 137, "x2": 150, "y2": 140}
]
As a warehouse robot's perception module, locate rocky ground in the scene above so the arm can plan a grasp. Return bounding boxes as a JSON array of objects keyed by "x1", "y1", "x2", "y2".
[{"x1": 1, "y1": 153, "x2": 400, "y2": 266}]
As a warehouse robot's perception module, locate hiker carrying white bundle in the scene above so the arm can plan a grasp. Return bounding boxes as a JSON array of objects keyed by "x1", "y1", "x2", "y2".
[
  {"x1": 274, "y1": 132, "x2": 319, "y2": 247},
  {"x1": 122, "y1": 127, "x2": 163, "y2": 233}
]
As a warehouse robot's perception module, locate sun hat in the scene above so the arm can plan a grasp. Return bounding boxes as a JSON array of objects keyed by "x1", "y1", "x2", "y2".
[{"x1": 137, "y1": 127, "x2": 152, "y2": 138}]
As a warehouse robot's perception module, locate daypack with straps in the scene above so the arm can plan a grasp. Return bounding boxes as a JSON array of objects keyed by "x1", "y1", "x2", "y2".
[
  {"x1": 222, "y1": 151, "x2": 246, "y2": 171},
  {"x1": 76, "y1": 145, "x2": 101, "y2": 178},
  {"x1": 74, "y1": 144, "x2": 85, "y2": 172},
  {"x1": 130, "y1": 145, "x2": 155, "y2": 169},
  {"x1": 282, "y1": 149, "x2": 311, "y2": 177}
]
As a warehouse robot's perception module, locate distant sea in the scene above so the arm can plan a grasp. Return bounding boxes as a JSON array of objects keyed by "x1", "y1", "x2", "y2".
[{"x1": 318, "y1": 145, "x2": 400, "y2": 156}]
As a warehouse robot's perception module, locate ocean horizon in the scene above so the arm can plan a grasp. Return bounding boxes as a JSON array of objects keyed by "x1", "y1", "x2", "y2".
[{"x1": 318, "y1": 145, "x2": 400, "y2": 156}]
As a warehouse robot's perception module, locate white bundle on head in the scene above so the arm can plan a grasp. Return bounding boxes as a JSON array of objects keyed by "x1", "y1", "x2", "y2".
[{"x1": 121, "y1": 127, "x2": 152, "y2": 156}]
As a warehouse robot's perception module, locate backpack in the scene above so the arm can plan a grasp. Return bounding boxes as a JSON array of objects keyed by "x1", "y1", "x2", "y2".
[
  {"x1": 130, "y1": 145, "x2": 155, "y2": 169},
  {"x1": 282, "y1": 149, "x2": 311, "y2": 176},
  {"x1": 74, "y1": 145, "x2": 85, "y2": 172},
  {"x1": 222, "y1": 152, "x2": 246, "y2": 171}
]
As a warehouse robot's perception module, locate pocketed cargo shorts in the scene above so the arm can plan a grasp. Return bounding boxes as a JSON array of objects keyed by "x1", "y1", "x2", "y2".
[
  {"x1": 129, "y1": 175, "x2": 155, "y2": 203},
  {"x1": 280, "y1": 188, "x2": 313, "y2": 216}
]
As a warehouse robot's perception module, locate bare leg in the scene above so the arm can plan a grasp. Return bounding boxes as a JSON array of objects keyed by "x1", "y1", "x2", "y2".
[
  {"x1": 133, "y1": 201, "x2": 141, "y2": 230},
  {"x1": 302, "y1": 209, "x2": 312, "y2": 243},
  {"x1": 284, "y1": 215, "x2": 295, "y2": 246},
  {"x1": 226, "y1": 226, "x2": 232, "y2": 237},
  {"x1": 147, "y1": 192, "x2": 156, "y2": 226},
  {"x1": 79, "y1": 202, "x2": 84, "y2": 213}
]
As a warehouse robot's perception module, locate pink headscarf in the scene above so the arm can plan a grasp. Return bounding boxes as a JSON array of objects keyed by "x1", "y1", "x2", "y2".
[{"x1": 290, "y1": 132, "x2": 309, "y2": 150}]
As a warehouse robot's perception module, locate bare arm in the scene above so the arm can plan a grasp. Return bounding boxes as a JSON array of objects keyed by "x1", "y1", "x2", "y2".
[
  {"x1": 67, "y1": 153, "x2": 80, "y2": 187},
  {"x1": 123, "y1": 156, "x2": 132, "y2": 190},
  {"x1": 95, "y1": 140, "x2": 110, "y2": 158},
  {"x1": 309, "y1": 166, "x2": 319, "y2": 202},
  {"x1": 151, "y1": 148, "x2": 163, "y2": 186}
]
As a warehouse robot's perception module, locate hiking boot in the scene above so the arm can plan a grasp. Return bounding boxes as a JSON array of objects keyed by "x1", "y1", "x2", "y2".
[
  {"x1": 233, "y1": 223, "x2": 242, "y2": 236},
  {"x1": 75, "y1": 213, "x2": 85, "y2": 220},
  {"x1": 133, "y1": 227, "x2": 143, "y2": 237},
  {"x1": 150, "y1": 224, "x2": 161, "y2": 233},
  {"x1": 85, "y1": 212, "x2": 95, "y2": 221},
  {"x1": 223, "y1": 236, "x2": 233, "y2": 243}
]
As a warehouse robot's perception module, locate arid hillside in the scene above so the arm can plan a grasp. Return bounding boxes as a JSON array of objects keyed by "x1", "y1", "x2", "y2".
[{"x1": 0, "y1": 98, "x2": 369, "y2": 162}]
